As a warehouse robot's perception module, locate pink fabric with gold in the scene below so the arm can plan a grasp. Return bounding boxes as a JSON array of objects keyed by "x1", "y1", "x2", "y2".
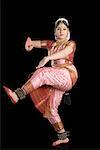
[{"x1": 29, "y1": 40, "x2": 77, "y2": 124}]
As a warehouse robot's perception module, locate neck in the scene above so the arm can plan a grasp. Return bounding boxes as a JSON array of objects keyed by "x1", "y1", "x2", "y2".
[
  {"x1": 56, "y1": 39, "x2": 68, "y2": 43},
  {"x1": 54, "y1": 39, "x2": 69, "y2": 48},
  {"x1": 56, "y1": 39, "x2": 69, "y2": 45}
]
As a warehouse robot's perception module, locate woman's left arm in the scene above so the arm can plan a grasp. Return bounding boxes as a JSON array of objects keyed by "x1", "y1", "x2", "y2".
[
  {"x1": 47, "y1": 45, "x2": 73, "y2": 61},
  {"x1": 36, "y1": 45, "x2": 73, "y2": 69}
]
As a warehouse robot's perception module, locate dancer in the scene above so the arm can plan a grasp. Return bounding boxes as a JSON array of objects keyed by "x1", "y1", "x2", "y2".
[{"x1": 3, "y1": 18, "x2": 78, "y2": 146}]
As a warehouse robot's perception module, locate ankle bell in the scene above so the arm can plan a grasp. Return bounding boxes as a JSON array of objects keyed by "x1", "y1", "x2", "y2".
[
  {"x1": 57, "y1": 131, "x2": 68, "y2": 140},
  {"x1": 15, "y1": 88, "x2": 26, "y2": 100}
]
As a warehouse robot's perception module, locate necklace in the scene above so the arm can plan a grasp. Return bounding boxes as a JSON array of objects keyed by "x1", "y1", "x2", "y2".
[{"x1": 55, "y1": 39, "x2": 69, "y2": 49}]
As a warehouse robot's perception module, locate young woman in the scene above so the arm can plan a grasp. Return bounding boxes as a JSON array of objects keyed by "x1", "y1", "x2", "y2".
[{"x1": 3, "y1": 18, "x2": 78, "y2": 146}]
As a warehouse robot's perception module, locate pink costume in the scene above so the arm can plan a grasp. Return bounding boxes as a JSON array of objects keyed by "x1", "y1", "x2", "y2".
[{"x1": 23, "y1": 40, "x2": 78, "y2": 131}]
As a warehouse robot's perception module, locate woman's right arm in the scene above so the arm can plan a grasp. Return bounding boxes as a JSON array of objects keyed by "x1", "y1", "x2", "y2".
[{"x1": 25, "y1": 37, "x2": 48, "y2": 52}]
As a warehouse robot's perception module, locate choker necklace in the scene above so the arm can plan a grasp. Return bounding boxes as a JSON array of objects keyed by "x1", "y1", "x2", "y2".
[{"x1": 55, "y1": 39, "x2": 69, "y2": 47}]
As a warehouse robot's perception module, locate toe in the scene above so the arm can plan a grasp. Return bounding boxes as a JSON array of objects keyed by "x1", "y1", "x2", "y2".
[
  {"x1": 52, "y1": 138, "x2": 69, "y2": 146},
  {"x1": 3, "y1": 86, "x2": 12, "y2": 93},
  {"x1": 52, "y1": 140, "x2": 62, "y2": 146}
]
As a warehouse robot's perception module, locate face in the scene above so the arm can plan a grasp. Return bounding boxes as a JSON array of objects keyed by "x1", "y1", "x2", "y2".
[{"x1": 55, "y1": 22, "x2": 69, "y2": 40}]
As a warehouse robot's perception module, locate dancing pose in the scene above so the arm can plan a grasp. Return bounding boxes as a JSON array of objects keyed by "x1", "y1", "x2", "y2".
[{"x1": 3, "y1": 18, "x2": 78, "y2": 146}]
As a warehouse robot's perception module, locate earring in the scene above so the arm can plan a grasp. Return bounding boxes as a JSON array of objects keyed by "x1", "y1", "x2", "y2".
[
  {"x1": 55, "y1": 36, "x2": 57, "y2": 40},
  {"x1": 67, "y1": 31, "x2": 70, "y2": 40},
  {"x1": 54, "y1": 33, "x2": 57, "y2": 40}
]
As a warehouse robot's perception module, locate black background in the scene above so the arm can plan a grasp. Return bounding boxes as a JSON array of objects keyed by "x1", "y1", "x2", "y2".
[{"x1": 1, "y1": 0, "x2": 100, "y2": 149}]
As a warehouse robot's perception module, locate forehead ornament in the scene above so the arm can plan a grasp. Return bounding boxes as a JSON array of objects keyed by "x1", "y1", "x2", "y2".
[{"x1": 55, "y1": 18, "x2": 69, "y2": 26}]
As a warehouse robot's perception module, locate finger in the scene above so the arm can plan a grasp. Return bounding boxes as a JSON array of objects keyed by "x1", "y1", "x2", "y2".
[
  {"x1": 36, "y1": 66, "x2": 40, "y2": 69},
  {"x1": 25, "y1": 44, "x2": 29, "y2": 50},
  {"x1": 25, "y1": 45, "x2": 31, "y2": 51},
  {"x1": 25, "y1": 45, "x2": 28, "y2": 50},
  {"x1": 27, "y1": 37, "x2": 31, "y2": 41},
  {"x1": 36, "y1": 64, "x2": 43, "y2": 69}
]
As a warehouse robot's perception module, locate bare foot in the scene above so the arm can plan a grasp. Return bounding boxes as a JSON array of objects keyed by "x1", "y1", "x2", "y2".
[
  {"x1": 3, "y1": 86, "x2": 19, "y2": 104},
  {"x1": 52, "y1": 138, "x2": 69, "y2": 146}
]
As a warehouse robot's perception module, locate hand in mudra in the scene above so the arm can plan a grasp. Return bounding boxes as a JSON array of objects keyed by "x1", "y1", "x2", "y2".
[
  {"x1": 25, "y1": 37, "x2": 34, "y2": 51},
  {"x1": 36, "y1": 57, "x2": 49, "y2": 69}
]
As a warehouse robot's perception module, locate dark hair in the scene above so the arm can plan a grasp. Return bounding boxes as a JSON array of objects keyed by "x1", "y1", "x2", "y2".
[{"x1": 55, "y1": 20, "x2": 69, "y2": 29}]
